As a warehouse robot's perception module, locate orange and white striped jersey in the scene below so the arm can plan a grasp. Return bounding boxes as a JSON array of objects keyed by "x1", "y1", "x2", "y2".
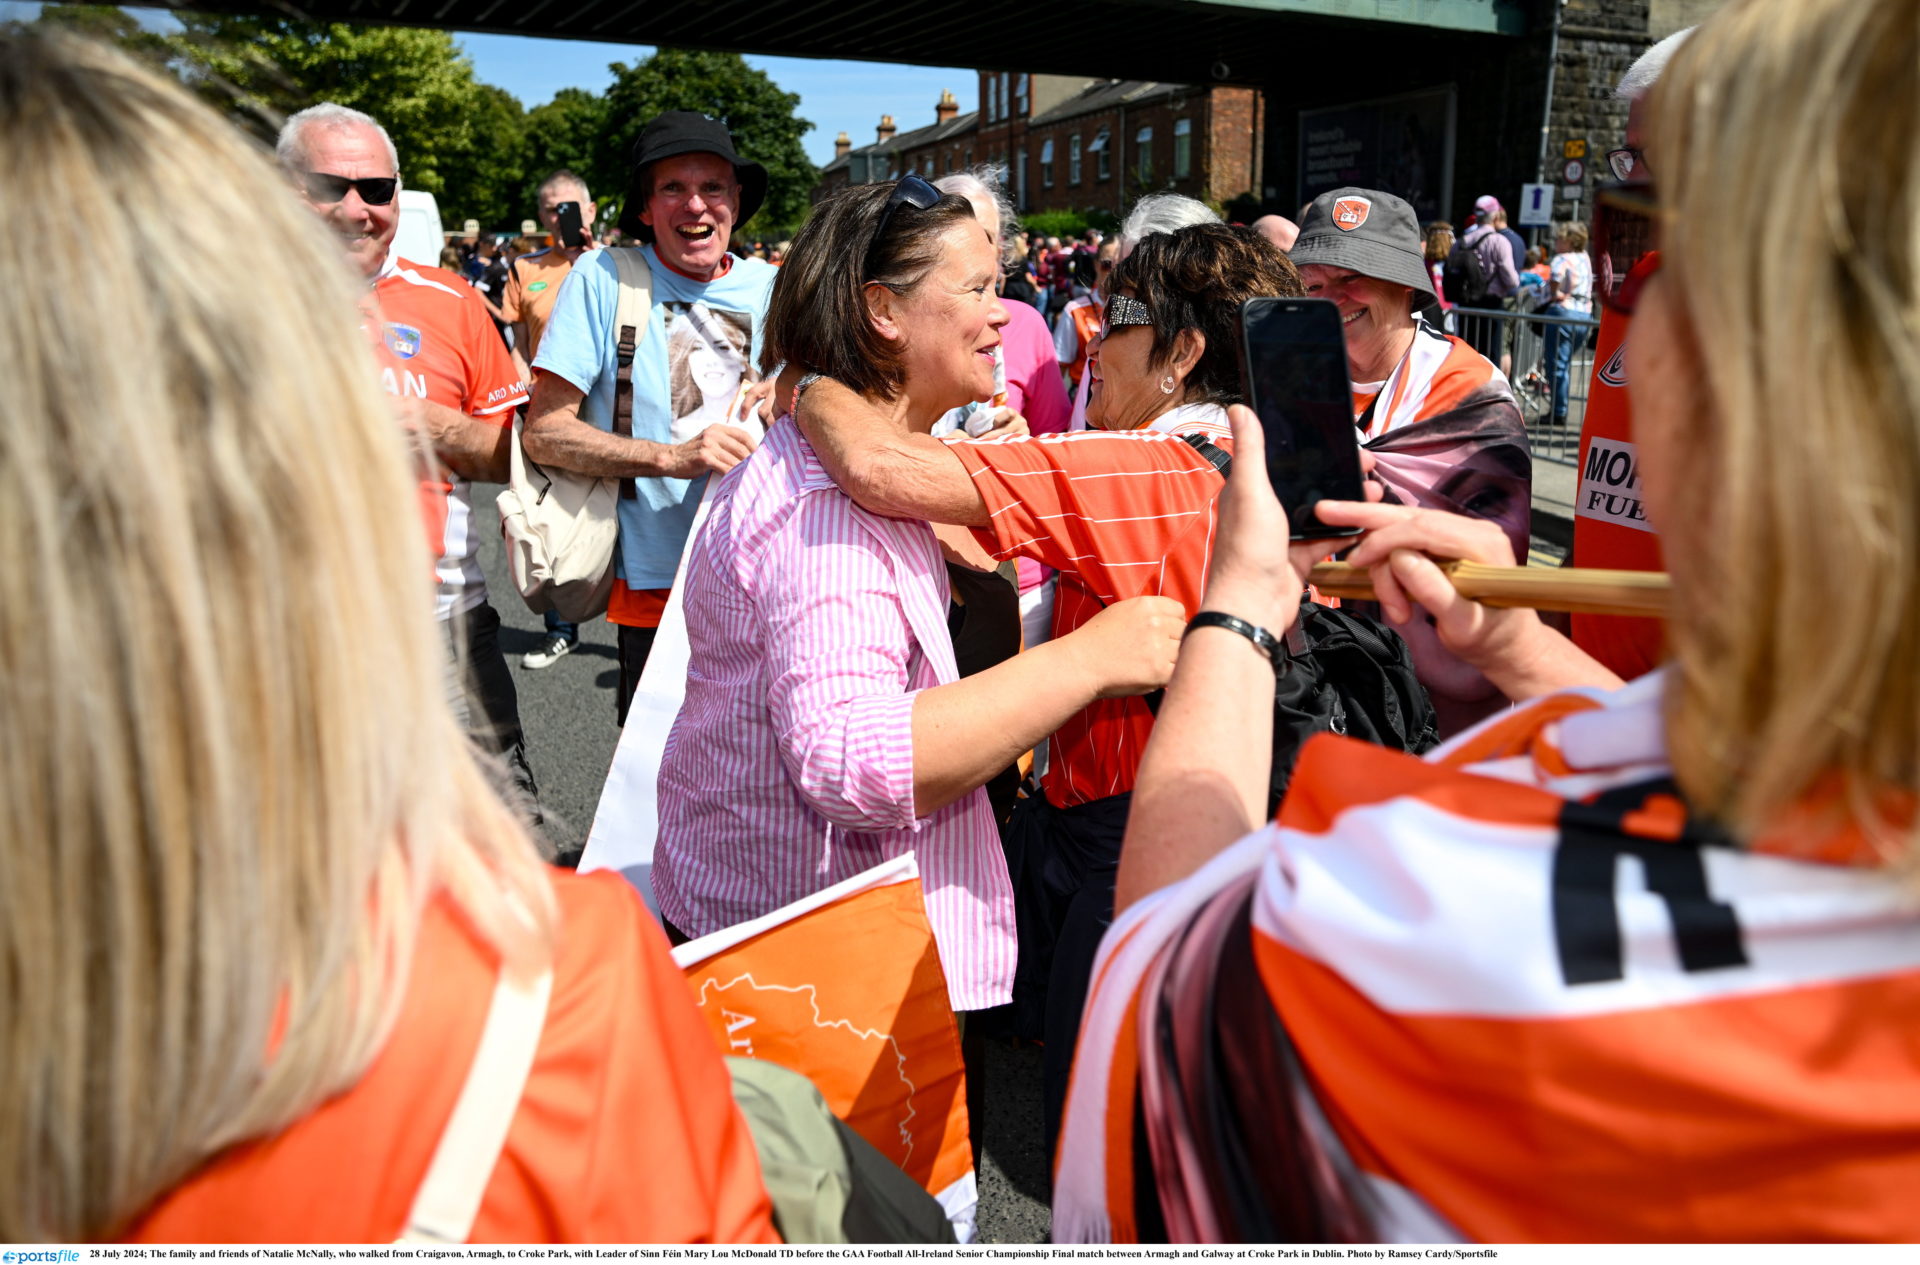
[
  {"x1": 1056, "y1": 672, "x2": 1920, "y2": 1243},
  {"x1": 951, "y1": 411, "x2": 1229, "y2": 809}
]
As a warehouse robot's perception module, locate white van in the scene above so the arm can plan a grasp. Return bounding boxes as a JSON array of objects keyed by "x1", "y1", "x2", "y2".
[{"x1": 392, "y1": 189, "x2": 443, "y2": 268}]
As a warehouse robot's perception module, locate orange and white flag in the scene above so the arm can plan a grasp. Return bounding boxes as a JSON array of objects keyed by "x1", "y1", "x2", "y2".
[{"x1": 673, "y1": 855, "x2": 977, "y2": 1240}]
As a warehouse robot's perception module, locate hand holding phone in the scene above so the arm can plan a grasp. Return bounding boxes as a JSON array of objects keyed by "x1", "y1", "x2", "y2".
[
  {"x1": 554, "y1": 200, "x2": 586, "y2": 249},
  {"x1": 1235, "y1": 297, "x2": 1367, "y2": 540}
]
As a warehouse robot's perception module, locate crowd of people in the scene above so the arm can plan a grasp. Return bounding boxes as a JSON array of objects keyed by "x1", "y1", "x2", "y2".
[{"x1": 7, "y1": 0, "x2": 1920, "y2": 1245}]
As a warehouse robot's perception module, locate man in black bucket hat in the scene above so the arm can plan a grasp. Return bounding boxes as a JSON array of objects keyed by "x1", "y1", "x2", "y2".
[
  {"x1": 615, "y1": 110, "x2": 769, "y2": 272},
  {"x1": 524, "y1": 110, "x2": 777, "y2": 729}
]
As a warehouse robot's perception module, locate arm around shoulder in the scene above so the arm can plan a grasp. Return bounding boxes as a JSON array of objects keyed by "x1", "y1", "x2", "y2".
[{"x1": 789, "y1": 374, "x2": 989, "y2": 526}]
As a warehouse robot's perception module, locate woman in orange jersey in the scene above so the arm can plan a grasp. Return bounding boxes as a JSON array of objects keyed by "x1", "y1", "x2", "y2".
[
  {"x1": 1057, "y1": 0, "x2": 1920, "y2": 1242},
  {"x1": 0, "y1": 32, "x2": 774, "y2": 1245}
]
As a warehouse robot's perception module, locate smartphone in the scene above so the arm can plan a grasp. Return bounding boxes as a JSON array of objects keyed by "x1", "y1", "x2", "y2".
[
  {"x1": 554, "y1": 200, "x2": 585, "y2": 248},
  {"x1": 1236, "y1": 297, "x2": 1366, "y2": 539}
]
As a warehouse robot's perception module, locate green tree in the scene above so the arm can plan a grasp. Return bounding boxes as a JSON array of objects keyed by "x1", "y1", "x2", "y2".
[
  {"x1": 158, "y1": 13, "x2": 520, "y2": 219},
  {"x1": 436, "y1": 81, "x2": 529, "y2": 229},
  {"x1": 596, "y1": 48, "x2": 817, "y2": 240},
  {"x1": 22, "y1": 4, "x2": 168, "y2": 55},
  {"x1": 520, "y1": 86, "x2": 614, "y2": 220}
]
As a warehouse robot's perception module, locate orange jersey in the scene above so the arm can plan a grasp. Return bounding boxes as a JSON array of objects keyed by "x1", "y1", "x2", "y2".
[
  {"x1": 125, "y1": 871, "x2": 778, "y2": 1244},
  {"x1": 500, "y1": 246, "x2": 582, "y2": 361},
  {"x1": 954, "y1": 418, "x2": 1227, "y2": 808},
  {"x1": 1055, "y1": 295, "x2": 1102, "y2": 386},
  {"x1": 1569, "y1": 295, "x2": 1666, "y2": 679},
  {"x1": 1057, "y1": 674, "x2": 1920, "y2": 1243},
  {"x1": 371, "y1": 257, "x2": 528, "y2": 618}
]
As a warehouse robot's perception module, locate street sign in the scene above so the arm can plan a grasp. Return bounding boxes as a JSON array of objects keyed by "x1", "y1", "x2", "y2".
[
  {"x1": 1562, "y1": 157, "x2": 1587, "y2": 185},
  {"x1": 1518, "y1": 182, "x2": 1553, "y2": 226},
  {"x1": 1564, "y1": 138, "x2": 1588, "y2": 159},
  {"x1": 1563, "y1": 185, "x2": 1585, "y2": 201}
]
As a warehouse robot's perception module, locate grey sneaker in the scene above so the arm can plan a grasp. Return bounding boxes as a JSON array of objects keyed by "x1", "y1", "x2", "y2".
[{"x1": 522, "y1": 632, "x2": 577, "y2": 669}]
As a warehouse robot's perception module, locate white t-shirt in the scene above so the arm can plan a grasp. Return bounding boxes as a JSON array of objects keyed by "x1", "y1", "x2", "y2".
[{"x1": 1550, "y1": 250, "x2": 1593, "y2": 314}]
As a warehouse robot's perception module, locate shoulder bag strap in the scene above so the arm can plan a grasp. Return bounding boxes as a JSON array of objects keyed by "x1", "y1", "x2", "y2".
[
  {"x1": 396, "y1": 965, "x2": 554, "y2": 1244},
  {"x1": 608, "y1": 246, "x2": 655, "y2": 502}
]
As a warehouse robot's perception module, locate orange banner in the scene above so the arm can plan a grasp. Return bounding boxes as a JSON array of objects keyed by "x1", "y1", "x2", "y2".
[{"x1": 673, "y1": 857, "x2": 975, "y2": 1228}]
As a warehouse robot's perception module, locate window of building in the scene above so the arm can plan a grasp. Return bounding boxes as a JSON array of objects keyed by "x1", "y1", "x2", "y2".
[
  {"x1": 999, "y1": 73, "x2": 1010, "y2": 122},
  {"x1": 1040, "y1": 137, "x2": 1055, "y2": 188},
  {"x1": 1014, "y1": 74, "x2": 1028, "y2": 116},
  {"x1": 965, "y1": 147, "x2": 973, "y2": 167},
  {"x1": 1090, "y1": 127, "x2": 1110, "y2": 180},
  {"x1": 1136, "y1": 125, "x2": 1153, "y2": 182},
  {"x1": 1014, "y1": 146, "x2": 1027, "y2": 209},
  {"x1": 1068, "y1": 134, "x2": 1082, "y2": 184},
  {"x1": 1173, "y1": 117, "x2": 1192, "y2": 179},
  {"x1": 986, "y1": 77, "x2": 998, "y2": 123}
]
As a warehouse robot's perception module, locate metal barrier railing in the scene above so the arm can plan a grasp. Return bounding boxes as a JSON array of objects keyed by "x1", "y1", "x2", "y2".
[{"x1": 1439, "y1": 305, "x2": 1601, "y2": 466}]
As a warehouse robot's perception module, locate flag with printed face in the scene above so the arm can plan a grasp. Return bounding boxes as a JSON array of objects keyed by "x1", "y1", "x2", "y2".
[{"x1": 672, "y1": 855, "x2": 977, "y2": 1241}]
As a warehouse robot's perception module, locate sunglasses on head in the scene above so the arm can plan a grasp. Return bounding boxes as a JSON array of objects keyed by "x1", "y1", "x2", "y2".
[
  {"x1": 864, "y1": 174, "x2": 942, "y2": 279},
  {"x1": 300, "y1": 170, "x2": 398, "y2": 206},
  {"x1": 1099, "y1": 293, "x2": 1153, "y2": 339},
  {"x1": 1591, "y1": 179, "x2": 1662, "y2": 316}
]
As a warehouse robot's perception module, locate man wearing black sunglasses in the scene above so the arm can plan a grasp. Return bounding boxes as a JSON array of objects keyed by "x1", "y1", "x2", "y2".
[{"x1": 279, "y1": 102, "x2": 541, "y2": 817}]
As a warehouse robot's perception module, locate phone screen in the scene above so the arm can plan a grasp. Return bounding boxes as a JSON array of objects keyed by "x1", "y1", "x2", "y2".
[
  {"x1": 1237, "y1": 297, "x2": 1366, "y2": 539},
  {"x1": 554, "y1": 201, "x2": 584, "y2": 248}
]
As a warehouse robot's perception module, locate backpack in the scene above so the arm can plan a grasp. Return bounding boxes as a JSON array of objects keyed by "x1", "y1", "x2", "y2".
[
  {"x1": 1443, "y1": 234, "x2": 1494, "y2": 307},
  {"x1": 1176, "y1": 435, "x2": 1440, "y2": 814},
  {"x1": 497, "y1": 247, "x2": 651, "y2": 622}
]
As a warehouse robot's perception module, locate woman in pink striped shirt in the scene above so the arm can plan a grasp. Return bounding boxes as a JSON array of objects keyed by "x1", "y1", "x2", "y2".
[{"x1": 653, "y1": 179, "x2": 1184, "y2": 1012}]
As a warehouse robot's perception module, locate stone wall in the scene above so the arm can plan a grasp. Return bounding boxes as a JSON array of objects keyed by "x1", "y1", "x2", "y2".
[{"x1": 1544, "y1": 0, "x2": 1651, "y2": 222}]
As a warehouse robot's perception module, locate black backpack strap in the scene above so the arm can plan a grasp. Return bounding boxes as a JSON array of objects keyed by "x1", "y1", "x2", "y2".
[
  {"x1": 613, "y1": 319, "x2": 639, "y2": 500},
  {"x1": 1181, "y1": 431, "x2": 1232, "y2": 475}
]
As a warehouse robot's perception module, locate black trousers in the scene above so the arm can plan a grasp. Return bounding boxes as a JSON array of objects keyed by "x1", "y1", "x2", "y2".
[
  {"x1": 999, "y1": 788, "x2": 1132, "y2": 1159},
  {"x1": 615, "y1": 622, "x2": 661, "y2": 728},
  {"x1": 448, "y1": 600, "x2": 539, "y2": 814}
]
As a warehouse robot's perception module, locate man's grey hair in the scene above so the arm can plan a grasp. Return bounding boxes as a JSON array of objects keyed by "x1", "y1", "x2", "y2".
[
  {"x1": 1616, "y1": 27, "x2": 1694, "y2": 100},
  {"x1": 1118, "y1": 192, "x2": 1220, "y2": 255},
  {"x1": 276, "y1": 102, "x2": 399, "y2": 176},
  {"x1": 538, "y1": 168, "x2": 591, "y2": 204},
  {"x1": 935, "y1": 167, "x2": 1020, "y2": 265}
]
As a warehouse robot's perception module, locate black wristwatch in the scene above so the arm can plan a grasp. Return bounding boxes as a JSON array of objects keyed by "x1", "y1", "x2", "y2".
[{"x1": 1184, "y1": 610, "x2": 1285, "y2": 674}]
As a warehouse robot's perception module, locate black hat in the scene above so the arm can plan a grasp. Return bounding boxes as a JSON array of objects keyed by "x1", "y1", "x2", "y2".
[
  {"x1": 616, "y1": 110, "x2": 769, "y2": 243},
  {"x1": 1287, "y1": 187, "x2": 1434, "y2": 300}
]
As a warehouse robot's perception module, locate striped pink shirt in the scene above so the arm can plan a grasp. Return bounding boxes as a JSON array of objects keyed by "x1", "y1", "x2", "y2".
[{"x1": 653, "y1": 416, "x2": 1017, "y2": 1011}]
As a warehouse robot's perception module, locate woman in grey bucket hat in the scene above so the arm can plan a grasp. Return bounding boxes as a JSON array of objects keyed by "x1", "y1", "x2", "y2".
[
  {"x1": 1288, "y1": 185, "x2": 1532, "y2": 738},
  {"x1": 1288, "y1": 186, "x2": 1440, "y2": 393}
]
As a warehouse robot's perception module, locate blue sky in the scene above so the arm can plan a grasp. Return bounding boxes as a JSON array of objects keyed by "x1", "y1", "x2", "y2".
[
  {"x1": 458, "y1": 33, "x2": 975, "y2": 167},
  {"x1": 0, "y1": 3, "x2": 975, "y2": 167}
]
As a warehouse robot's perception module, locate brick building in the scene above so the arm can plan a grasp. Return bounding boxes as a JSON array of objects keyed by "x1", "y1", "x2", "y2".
[{"x1": 814, "y1": 72, "x2": 1262, "y2": 219}]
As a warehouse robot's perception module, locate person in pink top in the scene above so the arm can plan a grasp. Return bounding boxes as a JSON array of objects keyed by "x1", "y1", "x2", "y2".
[{"x1": 652, "y1": 177, "x2": 1183, "y2": 1014}]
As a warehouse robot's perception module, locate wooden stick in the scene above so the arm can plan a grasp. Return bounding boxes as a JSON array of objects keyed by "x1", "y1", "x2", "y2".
[{"x1": 1308, "y1": 561, "x2": 1670, "y2": 618}]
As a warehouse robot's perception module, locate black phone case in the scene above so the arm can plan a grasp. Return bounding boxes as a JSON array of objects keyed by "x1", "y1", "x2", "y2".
[{"x1": 1234, "y1": 297, "x2": 1366, "y2": 541}]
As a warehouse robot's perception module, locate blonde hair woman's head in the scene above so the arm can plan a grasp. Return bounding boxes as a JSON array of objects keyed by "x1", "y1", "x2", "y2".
[
  {"x1": 1646, "y1": 0, "x2": 1919, "y2": 855},
  {"x1": 0, "y1": 30, "x2": 552, "y2": 1240}
]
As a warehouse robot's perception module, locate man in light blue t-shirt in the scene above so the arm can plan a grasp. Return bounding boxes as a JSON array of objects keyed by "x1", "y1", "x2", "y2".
[{"x1": 525, "y1": 112, "x2": 777, "y2": 726}]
